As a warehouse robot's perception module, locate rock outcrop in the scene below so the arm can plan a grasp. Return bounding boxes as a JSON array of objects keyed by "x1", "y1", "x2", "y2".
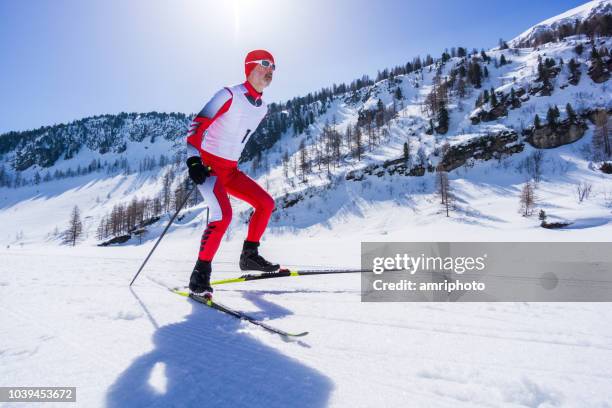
[
  {"x1": 438, "y1": 131, "x2": 524, "y2": 172},
  {"x1": 524, "y1": 119, "x2": 587, "y2": 149}
]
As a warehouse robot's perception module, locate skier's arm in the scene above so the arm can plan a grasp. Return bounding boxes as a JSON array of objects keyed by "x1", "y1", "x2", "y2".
[
  {"x1": 186, "y1": 88, "x2": 233, "y2": 156},
  {"x1": 185, "y1": 88, "x2": 233, "y2": 184}
]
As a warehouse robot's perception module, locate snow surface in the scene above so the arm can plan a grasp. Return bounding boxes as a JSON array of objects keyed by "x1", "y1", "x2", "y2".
[{"x1": 2, "y1": 238, "x2": 612, "y2": 407}]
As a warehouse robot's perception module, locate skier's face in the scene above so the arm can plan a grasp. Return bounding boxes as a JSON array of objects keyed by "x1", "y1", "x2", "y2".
[{"x1": 249, "y1": 62, "x2": 274, "y2": 90}]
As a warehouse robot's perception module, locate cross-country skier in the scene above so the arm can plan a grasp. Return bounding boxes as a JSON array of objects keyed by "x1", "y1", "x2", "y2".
[{"x1": 185, "y1": 49, "x2": 278, "y2": 298}]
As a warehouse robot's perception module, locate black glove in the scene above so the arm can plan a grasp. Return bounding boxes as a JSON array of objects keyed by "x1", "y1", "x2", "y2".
[{"x1": 186, "y1": 156, "x2": 210, "y2": 185}]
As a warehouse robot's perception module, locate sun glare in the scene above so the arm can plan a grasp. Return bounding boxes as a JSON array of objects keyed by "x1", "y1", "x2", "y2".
[
  {"x1": 232, "y1": 0, "x2": 253, "y2": 41},
  {"x1": 231, "y1": 0, "x2": 274, "y2": 41}
]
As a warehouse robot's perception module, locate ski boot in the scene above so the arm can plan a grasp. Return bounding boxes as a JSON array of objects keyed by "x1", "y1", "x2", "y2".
[
  {"x1": 239, "y1": 241, "x2": 279, "y2": 272},
  {"x1": 189, "y1": 259, "x2": 213, "y2": 299}
]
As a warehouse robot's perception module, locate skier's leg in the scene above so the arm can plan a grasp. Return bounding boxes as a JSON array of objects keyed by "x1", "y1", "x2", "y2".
[
  {"x1": 225, "y1": 170, "x2": 275, "y2": 242},
  {"x1": 189, "y1": 174, "x2": 232, "y2": 295},
  {"x1": 196, "y1": 174, "x2": 233, "y2": 261},
  {"x1": 225, "y1": 170, "x2": 279, "y2": 271}
]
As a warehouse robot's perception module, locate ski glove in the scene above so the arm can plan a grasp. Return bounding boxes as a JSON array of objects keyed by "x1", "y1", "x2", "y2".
[{"x1": 186, "y1": 156, "x2": 211, "y2": 185}]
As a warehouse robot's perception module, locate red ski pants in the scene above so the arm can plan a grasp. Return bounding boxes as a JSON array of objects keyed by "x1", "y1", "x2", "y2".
[{"x1": 196, "y1": 150, "x2": 275, "y2": 261}]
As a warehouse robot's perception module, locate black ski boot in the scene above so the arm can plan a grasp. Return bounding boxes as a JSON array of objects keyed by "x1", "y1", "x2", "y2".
[
  {"x1": 239, "y1": 241, "x2": 279, "y2": 272},
  {"x1": 189, "y1": 259, "x2": 213, "y2": 298}
]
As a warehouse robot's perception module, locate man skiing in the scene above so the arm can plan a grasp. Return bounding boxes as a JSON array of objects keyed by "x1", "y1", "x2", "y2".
[{"x1": 185, "y1": 49, "x2": 279, "y2": 298}]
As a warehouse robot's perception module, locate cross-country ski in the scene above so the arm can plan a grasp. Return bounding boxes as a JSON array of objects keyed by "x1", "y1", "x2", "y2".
[{"x1": 173, "y1": 288, "x2": 309, "y2": 338}]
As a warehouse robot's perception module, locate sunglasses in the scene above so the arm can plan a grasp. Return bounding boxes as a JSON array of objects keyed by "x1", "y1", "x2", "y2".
[{"x1": 246, "y1": 59, "x2": 276, "y2": 71}]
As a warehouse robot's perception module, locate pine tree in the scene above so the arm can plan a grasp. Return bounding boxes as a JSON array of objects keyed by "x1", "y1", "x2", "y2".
[
  {"x1": 519, "y1": 182, "x2": 536, "y2": 217},
  {"x1": 456, "y1": 78, "x2": 466, "y2": 98},
  {"x1": 63, "y1": 205, "x2": 83, "y2": 246},
  {"x1": 468, "y1": 61, "x2": 482, "y2": 88},
  {"x1": 490, "y1": 88, "x2": 498, "y2": 106},
  {"x1": 436, "y1": 171, "x2": 453, "y2": 217},
  {"x1": 394, "y1": 87, "x2": 403, "y2": 100},
  {"x1": 534, "y1": 114, "x2": 541, "y2": 129},
  {"x1": 588, "y1": 46, "x2": 607, "y2": 81},
  {"x1": 344, "y1": 126, "x2": 352, "y2": 152},
  {"x1": 538, "y1": 209, "x2": 547, "y2": 222},
  {"x1": 161, "y1": 171, "x2": 173, "y2": 213},
  {"x1": 510, "y1": 87, "x2": 519, "y2": 107},
  {"x1": 354, "y1": 124, "x2": 363, "y2": 161},
  {"x1": 282, "y1": 151, "x2": 290, "y2": 178},
  {"x1": 96, "y1": 216, "x2": 107, "y2": 241},
  {"x1": 566, "y1": 103, "x2": 576, "y2": 122},
  {"x1": 458, "y1": 64, "x2": 466, "y2": 77},
  {"x1": 500, "y1": 54, "x2": 507, "y2": 65},
  {"x1": 403, "y1": 142, "x2": 410, "y2": 161},
  {"x1": 298, "y1": 140, "x2": 309, "y2": 182},
  {"x1": 437, "y1": 104, "x2": 449, "y2": 134},
  {"x1": 568, "y1": 58, "x2": 580, "y2": 83},
  {"x1": 546, "y1": 106, "x2": 559, "y2": 128}
]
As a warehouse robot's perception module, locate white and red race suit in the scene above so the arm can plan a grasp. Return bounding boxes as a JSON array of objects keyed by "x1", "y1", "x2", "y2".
[{"x1": 186, "y1": 81, "x2": 274, "y2": 261}]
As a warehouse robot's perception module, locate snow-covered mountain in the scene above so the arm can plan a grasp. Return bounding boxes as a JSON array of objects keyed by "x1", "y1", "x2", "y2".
[{"x1": 510, "y1": 0, "x2": 612, "y2": 47}]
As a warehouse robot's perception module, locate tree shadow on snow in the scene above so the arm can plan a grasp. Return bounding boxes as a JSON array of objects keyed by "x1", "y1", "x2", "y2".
[{"x1": 105, "y1": 298, "x2": 332, "y2": 408}]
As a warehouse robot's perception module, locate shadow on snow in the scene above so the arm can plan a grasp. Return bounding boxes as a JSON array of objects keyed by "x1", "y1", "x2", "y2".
[{"x1": 106, "y1": 292, "x2": 332, "y2": 408}]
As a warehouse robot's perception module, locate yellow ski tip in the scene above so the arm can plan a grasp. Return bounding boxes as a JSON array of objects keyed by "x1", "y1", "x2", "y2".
[{"x1": 172, "y1": 288, "x2": 190, "y2": 297}]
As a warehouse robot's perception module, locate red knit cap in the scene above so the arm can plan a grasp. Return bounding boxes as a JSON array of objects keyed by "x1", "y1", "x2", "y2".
[{"x1": 245, "y1": 49, "x2": 275, "y2": 78}]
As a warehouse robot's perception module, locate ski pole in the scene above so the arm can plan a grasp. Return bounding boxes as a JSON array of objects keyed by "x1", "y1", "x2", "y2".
[{"x1": 129, "y1": 185, "x2": 196, "y2": 286}]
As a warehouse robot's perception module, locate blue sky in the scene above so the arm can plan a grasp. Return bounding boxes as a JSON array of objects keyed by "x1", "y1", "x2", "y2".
[{"x1": 0, "y1": 0, "x2": 588, "y2": 133}]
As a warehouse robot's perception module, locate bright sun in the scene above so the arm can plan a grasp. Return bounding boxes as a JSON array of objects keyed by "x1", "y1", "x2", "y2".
[
  {"x1": 230, "y1": 0, "x2": 268, "y2": 41},
  {"x1": 232, "y1": 0, "x2": 250, "y2": 40}
]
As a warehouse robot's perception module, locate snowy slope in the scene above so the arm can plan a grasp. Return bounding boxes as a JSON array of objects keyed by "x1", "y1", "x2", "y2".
[
  {"x1": 246, "y1": 36, "x2": 612, "y2": 239},
  {"x1": 509, "y1": 0, "x2": 612, "y2": 47}
]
